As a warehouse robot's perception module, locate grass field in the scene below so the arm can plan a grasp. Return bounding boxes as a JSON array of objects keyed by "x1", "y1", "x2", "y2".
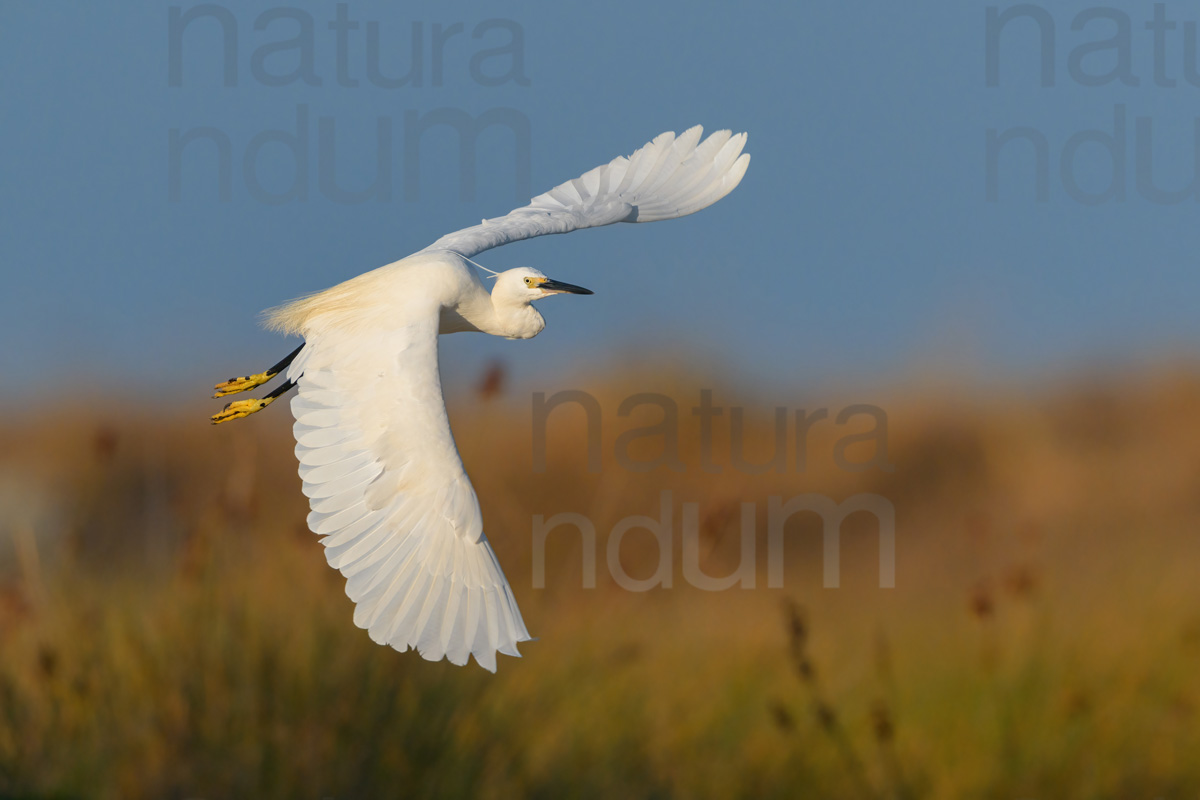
[{"x1": 1, "y1": 365, "x2": 1198, "y2": 798}]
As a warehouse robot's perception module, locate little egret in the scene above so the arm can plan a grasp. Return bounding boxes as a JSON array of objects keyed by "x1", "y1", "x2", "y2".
[{"x1": 212, "y1": 126, "x2": 750, "y2": 670}]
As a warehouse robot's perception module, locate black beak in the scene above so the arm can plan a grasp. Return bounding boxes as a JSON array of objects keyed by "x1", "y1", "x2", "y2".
[{"x1": 540, "y1": 278, "x2": 594, "y2": 295}]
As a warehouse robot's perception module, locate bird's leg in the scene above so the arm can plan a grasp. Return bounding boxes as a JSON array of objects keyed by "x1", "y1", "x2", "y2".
[
  {"x1": 212, "y1": 344, "x2": 303, "y2": 398},
  {"x1": 211, "y1": 378, "x2": 296, "y2": 425}
]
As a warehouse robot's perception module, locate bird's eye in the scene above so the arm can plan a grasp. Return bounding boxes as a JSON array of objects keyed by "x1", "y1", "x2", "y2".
[{"x1": 524, "y1": 278, "x2": 533, "y2": 286}]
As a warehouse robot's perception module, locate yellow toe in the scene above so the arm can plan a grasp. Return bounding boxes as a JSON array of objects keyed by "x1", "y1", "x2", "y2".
[
  {"x1": 211, "y1": 396, "x2": 275, "y2": 425},
  {"x1": 213, "y1": 371, "x2": 274, "y2": 398}
]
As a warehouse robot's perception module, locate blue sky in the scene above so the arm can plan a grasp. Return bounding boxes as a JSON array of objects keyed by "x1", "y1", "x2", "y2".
[{"x1": 3, "y1": 1, "x2": 1198, "y2": 402}]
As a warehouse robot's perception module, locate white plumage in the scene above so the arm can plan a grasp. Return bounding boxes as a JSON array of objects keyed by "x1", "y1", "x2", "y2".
[
  {"x1": 285, "y1": 318, "x2": 526, "y2": 671},
  {"x1": 421, "y1": 127, "x2": 750, "y2": 258},
  {"x1": 223, "y1": 126, "x2": 749, "y2": 671}
]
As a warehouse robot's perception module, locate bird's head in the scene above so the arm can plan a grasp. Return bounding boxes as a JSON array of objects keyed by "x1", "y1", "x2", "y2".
[{"x1": 492, "y1": 267, "x2": 593, "y2": 305}]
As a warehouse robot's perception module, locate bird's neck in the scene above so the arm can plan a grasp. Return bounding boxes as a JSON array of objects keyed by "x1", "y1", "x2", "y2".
[{"x1": 448, "y1": 287, "x2": 545, "y2": 339}]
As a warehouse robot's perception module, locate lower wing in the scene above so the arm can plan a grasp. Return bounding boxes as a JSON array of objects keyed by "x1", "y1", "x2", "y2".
[{"x1": 285, "y1": 315, "x2": 530, "y2": 671}]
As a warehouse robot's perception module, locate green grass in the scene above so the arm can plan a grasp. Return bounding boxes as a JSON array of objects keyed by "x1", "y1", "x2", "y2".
[{"x1": 1, "y1": 371, "x2": 1199, "y2": 798}]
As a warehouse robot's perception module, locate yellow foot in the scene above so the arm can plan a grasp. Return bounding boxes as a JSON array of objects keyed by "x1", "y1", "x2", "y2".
[
  {"x1": 213, "y1": 370, "x2": 276, "y2": 398},
  {"x1": 211, "y1": 396, "x2": 277, "y2": 425}
]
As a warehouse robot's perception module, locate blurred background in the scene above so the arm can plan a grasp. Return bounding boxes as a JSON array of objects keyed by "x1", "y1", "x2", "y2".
[{"x1": 3, "y1": 0, "x2": 1200, "y2": 797}]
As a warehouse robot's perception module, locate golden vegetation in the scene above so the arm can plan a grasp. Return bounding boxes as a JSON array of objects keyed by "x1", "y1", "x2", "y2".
[{"x1": 1, "y1": 367, "x2": 1199, "y2": 798}]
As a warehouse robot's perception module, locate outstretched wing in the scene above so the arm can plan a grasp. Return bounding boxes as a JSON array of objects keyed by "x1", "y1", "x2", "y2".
[
  {"x1": 285, "y1": 312, "x2": 530, "y2": 671},
  {"x1": 420, "y1": 126, "x2": 750, "y2": 259}
]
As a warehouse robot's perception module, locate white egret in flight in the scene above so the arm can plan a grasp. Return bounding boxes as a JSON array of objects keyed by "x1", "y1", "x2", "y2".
[{"x1": 211, "y1": 127, "x2": 750, "y2": 671}]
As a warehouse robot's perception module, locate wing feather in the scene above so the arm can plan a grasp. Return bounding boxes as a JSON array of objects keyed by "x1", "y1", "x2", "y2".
[
  {"x1": 287, "y1": 313, "x2": 531, "y2": 671},
  {"x1": 419, "y1": 125, "x2": 750, "y2": 259},
  {"x1": 301, "y1": 463, "x2": 381, "y2": 499}
]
